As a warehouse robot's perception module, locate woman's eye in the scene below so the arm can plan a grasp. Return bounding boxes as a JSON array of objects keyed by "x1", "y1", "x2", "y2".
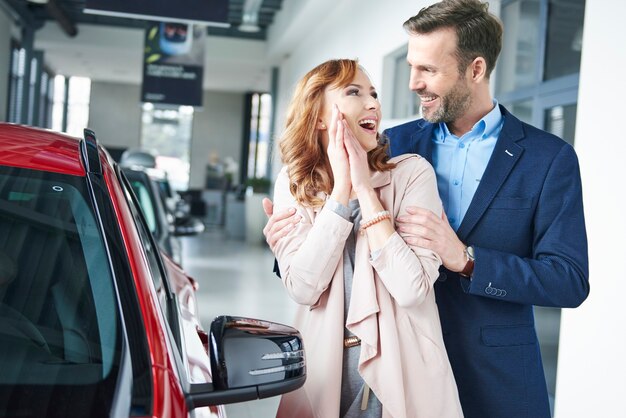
[
  {"x1": 347, "y1": 89, "x2": 359, "y2": 96},
  {"x1": 371, "y1": 92, "x2": 379, "y2": 99}
]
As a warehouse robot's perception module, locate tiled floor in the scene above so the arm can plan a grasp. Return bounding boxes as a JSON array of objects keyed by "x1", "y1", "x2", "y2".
[{"x1": 180, "y1": 226, "x2": 561, "y2": 418}]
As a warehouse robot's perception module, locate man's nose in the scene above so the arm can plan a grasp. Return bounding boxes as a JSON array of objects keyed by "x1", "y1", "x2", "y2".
[{"x1": 409, "y1": 71, "x2": 425, "y2": 91}]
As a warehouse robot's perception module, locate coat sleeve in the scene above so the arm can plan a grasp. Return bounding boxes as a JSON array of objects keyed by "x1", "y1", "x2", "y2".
[
  {"x1": 369, "y1": 158, "x2": 444, "y2": 309},
  {"x1": 467, "y1": 144, "x2": 590, "y2": 307},
  {"x1": 272, "y1": 170, "x2": 353, "y2": 306}
]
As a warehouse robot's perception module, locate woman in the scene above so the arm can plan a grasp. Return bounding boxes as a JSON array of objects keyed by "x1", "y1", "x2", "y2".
[{"x1": 272, "y1": 59, "x2": 463, "y2": 418}]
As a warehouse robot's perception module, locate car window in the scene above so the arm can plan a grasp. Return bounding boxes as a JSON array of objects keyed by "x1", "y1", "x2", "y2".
[
  {"x1": 119, "y1": 171, "x2": 173, "y2": 325},
  {"x1": 0, "y1": 166, "x2": 122, "y2": 416},
  {"x1": 129, "y1": 180, "x2": 158, "y2": 234}
]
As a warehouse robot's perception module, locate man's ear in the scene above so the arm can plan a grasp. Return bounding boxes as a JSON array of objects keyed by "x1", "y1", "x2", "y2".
[{"x1": 469, "y1": 57, "x2": 487, "y2": 82}]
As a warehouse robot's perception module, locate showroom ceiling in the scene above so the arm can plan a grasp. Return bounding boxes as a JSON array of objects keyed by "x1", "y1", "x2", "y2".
[{"x1": 1, "y1": 0, "x2": 283, "y2": 40}]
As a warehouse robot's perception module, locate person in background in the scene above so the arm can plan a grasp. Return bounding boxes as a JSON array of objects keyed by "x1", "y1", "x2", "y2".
[
  {"x1": 264, "y1": 1, "x2": 589, "y2": 417},
  {"x1": 270, "y1": 58, "x2": 462, "y2": 418}
]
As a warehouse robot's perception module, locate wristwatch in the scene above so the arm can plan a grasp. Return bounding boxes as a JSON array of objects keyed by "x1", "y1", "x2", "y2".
[{"x1": 459, "y1": 245, "x2": 475, "y2": 278}]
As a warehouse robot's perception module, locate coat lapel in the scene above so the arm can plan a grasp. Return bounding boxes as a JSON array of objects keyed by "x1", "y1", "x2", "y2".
[
  {"x1": 456, "y1": 108, "x2": 525, "y2": 240},
  {"x1": 411, "y1": 121, "x2": 435, "y2": 162}
]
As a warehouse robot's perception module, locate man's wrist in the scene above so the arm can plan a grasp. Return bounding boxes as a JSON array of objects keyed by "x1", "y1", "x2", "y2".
[{"x1": 459, "y1": 245, "x2": 475, "y2": 278}]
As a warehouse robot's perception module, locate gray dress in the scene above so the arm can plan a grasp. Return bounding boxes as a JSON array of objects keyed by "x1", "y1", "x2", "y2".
[{"x1": 328, "y1": 199, "x2": 383, "y2": 418}]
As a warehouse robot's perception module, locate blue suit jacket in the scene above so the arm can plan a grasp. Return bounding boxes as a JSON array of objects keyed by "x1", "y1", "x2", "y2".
[{"x1": 383, "y1": 105, "x2": 589, "y2": 418}]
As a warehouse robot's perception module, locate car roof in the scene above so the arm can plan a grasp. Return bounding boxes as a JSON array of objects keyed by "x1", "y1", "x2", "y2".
[{"x1": 0, "y1": 123, "x2": 85, "y2": 176}]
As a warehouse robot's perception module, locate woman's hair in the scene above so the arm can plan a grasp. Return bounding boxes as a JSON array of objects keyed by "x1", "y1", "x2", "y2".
[
  {"x1": 403, "y1": 0, "x2": 503, "y2": 78},
  {"x1": 279, "y1": 59, "x2": 395, "y2": 208}
]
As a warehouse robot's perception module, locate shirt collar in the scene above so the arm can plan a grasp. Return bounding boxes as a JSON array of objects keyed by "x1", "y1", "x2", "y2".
[
  {"x1": 434, "y1": 100, "x2": 502, "y2": 143},
  {"x1": 480, "y1": 100, "x2": 503, "y2": 139}
]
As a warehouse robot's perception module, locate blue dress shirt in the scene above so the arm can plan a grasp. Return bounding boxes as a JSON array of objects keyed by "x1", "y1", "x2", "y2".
[{"x1": 432, "y1": 102, "x2": 503, "y2": 230}]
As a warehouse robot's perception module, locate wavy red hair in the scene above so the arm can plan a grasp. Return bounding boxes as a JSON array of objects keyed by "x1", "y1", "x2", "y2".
[{"x1": 279, "y1": 59, "x2": 395, "y2": 208}]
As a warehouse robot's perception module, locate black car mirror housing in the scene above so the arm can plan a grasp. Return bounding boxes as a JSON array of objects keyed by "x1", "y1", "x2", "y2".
[{"x1": 186, "y1": 316, "x2": 305, "y2": 409}]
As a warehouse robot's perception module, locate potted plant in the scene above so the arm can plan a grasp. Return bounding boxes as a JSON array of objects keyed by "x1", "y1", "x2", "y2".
[{"x1": 244, "y1": 177, "x2": 271, "y2": 194}]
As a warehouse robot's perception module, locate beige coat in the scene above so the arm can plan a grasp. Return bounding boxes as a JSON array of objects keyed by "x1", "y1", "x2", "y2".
[{"x1": 273, "y1": 154, "x2": 463, "y2": 418}]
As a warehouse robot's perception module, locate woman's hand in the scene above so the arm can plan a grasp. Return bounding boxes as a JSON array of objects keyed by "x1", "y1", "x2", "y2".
[
  {"x1": 327, "y1": 105, "x2": 351, "y2": 204},
  {"x1": 343, "y1": 120, "x2": 372, "y2": 196}
]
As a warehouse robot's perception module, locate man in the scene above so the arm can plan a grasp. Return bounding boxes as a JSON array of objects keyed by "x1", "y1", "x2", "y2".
[{"x1": 263, "y1": 1, "x2": 589, "y2": 417}]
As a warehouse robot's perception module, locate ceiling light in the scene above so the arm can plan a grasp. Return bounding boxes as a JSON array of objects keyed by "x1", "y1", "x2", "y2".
[
  {"x1": 238, "y1": 0, "x2": 262, "y2": 33},
  {"x1": 26, "y1": 0, "x2": 49, "y2": 4}
]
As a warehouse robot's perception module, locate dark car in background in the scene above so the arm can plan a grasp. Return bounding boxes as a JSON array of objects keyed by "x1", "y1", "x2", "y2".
[
  {"x1": 0, "y1": 123, "x2": 305, "y2": 418},
  {"x1": 122, "y1": 166, "x2": 185, "y2": 265}
]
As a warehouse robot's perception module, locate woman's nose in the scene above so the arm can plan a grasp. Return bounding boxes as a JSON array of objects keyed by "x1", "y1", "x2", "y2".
[{"x1": 365, "y1": 96, "x2": 380, "y2": 110}]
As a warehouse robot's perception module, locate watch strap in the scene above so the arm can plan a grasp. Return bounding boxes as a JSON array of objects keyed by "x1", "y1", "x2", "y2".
[{"x1": 459, "y1": 246, "x2": 474, "y2": 278}]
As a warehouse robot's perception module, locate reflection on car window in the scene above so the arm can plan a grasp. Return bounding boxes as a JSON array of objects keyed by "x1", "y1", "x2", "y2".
[
  {"x1": 130, "y1": 180, "x2": 158, "y2": 234},
  {"x1": 0, "y1": 166, "x2": 122, "y2": 416},
  {"x1": 120, "y1": 173, "x2": 172, "y2": 323}
]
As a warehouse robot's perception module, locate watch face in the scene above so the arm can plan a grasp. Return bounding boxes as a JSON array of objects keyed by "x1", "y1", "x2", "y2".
[{"x1": 467, "y1": 245, "x2": 475, "y2": 260}]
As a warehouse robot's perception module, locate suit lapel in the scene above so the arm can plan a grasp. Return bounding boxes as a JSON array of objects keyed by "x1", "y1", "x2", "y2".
[
  {"x1": 412, "y1": 122, "x2": 435, "y2": 162},
  {"x1": 456, "y1": 109, "x2": 525, "y2": 240}
]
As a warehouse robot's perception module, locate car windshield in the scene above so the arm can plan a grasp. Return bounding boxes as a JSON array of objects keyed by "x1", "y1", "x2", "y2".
[{"x1": 0, "y1": 166, "x2": 122, "y2": 417}]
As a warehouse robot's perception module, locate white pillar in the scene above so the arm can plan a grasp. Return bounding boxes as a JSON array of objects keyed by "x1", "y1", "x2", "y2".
[{"x1": 554, "y1": 1, "x2": 626, "y2": 417}]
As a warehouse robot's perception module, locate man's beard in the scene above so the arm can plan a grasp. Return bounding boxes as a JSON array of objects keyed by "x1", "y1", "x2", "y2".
[{"x1": 421, "y1": 78, "x2": 472, "y2": 124}]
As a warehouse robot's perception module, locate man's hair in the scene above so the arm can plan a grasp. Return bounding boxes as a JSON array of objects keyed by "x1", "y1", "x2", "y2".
[{"x1": 404, "y1": 0, "x2": 503, "y2": 78}]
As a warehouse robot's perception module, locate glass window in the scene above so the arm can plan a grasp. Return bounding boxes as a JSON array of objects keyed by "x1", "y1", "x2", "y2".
[
  {"x1": 7, "y1": 44, "x2": 25, "y2": 123},
  {"x1": 66, "y1": 77, "x2": 92, "y2": 137},
  {"x1": 0, "y1": 166, "x2": 122, "y2": 416},
  {"x1": 544, "y1": 0, "x2": 585, "y2": 80},
  {"x1": 391, "y1": 48, "x2": 420, "y2": 119},
  {"x1": 247, "y1": 92, "x2": 272, "y2": 180},
  {"x1": 120, "y1": 172, "x2": 171, "y2": 321},
  {"x1": 129, "y1": 180, "x2": 158, "y2": 235},
  {"x1": 544, "y1": 103, "x2": 577, "y2": 145},
  {"x1": 51, "y1": 75, "x2": 66, "y2": 132},
  {"x1": 509, "y1": 100, "x2": 534, "y2": 125},
  {"x1": 140, "y1": 104, "x2": 193, "y2": 191},
  {"x1": 496, "y1": 0, "x2": 541, "y2": 95}
]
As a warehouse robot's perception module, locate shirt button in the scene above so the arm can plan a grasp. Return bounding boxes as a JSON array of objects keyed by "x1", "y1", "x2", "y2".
[
  {"x1": 449, "y1": 218, "x2": 456, "y2": 224},
  {"x1": 459, "y1": 143, "x2": 465, "y2": 149},
  {"x1": 453, "y1": 180, "x2": 460, "y2": 186}
]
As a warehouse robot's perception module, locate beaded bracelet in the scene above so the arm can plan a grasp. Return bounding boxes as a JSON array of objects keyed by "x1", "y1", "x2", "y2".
[{"x1": 359, "y1": 210, "x2": 391, "y2": 235}]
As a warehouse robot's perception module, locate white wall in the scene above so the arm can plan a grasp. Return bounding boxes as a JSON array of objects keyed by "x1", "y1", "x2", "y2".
[
  {"x1": 554, "y1": 1, "x2": 626, "y2": 417},
  {"x1": 87, "y1": 81, "x2": 142, "y2": 149},
  {"x1": 0, "y1": 9, "x2": 14, "y2": 122},
  {"x1": 268, "y1": 0, "x2": 428, "y2": 161},
  {"x1": 189, "y1": 90, "x2": 245, "y2": 189}
]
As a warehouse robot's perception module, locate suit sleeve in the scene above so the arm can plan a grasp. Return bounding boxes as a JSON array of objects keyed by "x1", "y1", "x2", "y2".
[
  {"x1": 272, "y1": 170, "x2": 352, "y2": 306},
  {"x1": 370, "y1": 158, "x2": 444, "y2": 309},
  {"x1": 467, "y1": 144, "x2": 590, "y2": 307}
]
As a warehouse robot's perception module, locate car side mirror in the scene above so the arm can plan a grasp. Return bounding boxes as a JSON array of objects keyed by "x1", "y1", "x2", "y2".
[{"x1": 186, "y1": 316, "x2": 305, "y2": 409}]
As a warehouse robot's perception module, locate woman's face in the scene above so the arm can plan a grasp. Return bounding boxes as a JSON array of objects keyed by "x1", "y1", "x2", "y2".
[{"x1": 321, "y1": 68, "x2": 381, "y2": 152}]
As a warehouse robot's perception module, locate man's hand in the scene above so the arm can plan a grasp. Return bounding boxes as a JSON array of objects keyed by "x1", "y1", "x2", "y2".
[
  {"x1": 396, "y1": 207, "x2": 467, "y2": 272},
  {"x1": 262, "y1": 198, "x2": 301, "y2": 251}
]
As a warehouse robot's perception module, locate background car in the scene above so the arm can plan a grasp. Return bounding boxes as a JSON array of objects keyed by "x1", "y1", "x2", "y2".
[
  {"x1": 0, "y1": 123, "x2": 305, "y2": 418},
  {"x1": 120, "y1": 150, "x2": 204, "y2": 236},
  {"x1": 122, "y1": 166, "x2": 189, "y2": 266}
]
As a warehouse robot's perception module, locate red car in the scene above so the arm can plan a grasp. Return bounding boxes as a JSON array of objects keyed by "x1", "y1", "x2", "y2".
[{"x1": 0, "y1": 123, "x2": 305, "y2": 418}]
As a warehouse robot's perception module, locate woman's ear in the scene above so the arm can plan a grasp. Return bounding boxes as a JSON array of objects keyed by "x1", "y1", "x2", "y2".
[{"x1": 317, "y1": 120, "x2": 327, "y2": 130}]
